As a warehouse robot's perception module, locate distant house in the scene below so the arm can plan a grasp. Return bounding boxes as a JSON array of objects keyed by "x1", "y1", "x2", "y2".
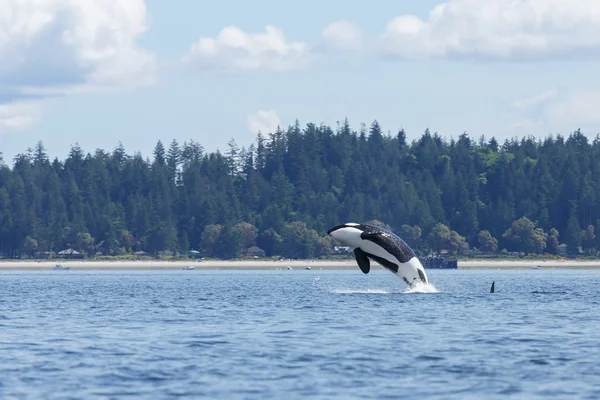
[
  {"x1": 188, "y1": 250, "x2": 202, "y2": 259},
  {"x1": 58, "y1": 248, "x2": 83, "y2": 259},
  {"x1": 557, "y1": 244, "x2": 567, "y2": 257},
  {"x1": 333, "y1": 246, "x2": 352, "y2": 254},
  {"x1": 245, "y1": 246, "x2": 265, "y2": 257}
]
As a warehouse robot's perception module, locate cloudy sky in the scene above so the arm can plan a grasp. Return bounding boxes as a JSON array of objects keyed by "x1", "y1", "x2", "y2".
[{"x1": 1, "y1": 0, "x2": 599, "y2": 162}]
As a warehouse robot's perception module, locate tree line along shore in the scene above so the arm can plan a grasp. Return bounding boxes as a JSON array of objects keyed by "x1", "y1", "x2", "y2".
[{"x1": 1, "y1": 119, "x2": 599, "y2": 261}]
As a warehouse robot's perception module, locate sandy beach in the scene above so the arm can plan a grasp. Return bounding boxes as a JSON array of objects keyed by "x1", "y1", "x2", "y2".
[
  {"x1": 0, "y1": 259, "x2": 352, "y2": 271},
  {"x1": 1, "y1": 258, "x2": 600, "y2": 271},
  {"x1": 458, "y1": 259, "x2": 600, "y2": 269}
]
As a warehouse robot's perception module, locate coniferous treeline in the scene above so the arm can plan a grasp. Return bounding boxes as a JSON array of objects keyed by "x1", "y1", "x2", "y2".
[{"x1": 0, "y1": 119, "x2": 599, "y2": 259}]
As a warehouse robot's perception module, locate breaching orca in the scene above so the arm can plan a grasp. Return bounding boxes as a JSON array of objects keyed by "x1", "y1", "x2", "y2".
[{"x1": 327, "y1": 222, "x2": 429, "y2": 287}]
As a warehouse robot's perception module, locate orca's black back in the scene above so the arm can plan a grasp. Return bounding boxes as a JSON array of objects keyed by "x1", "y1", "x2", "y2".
[{"x1": 358, "y1": 224, "x2": 416, "y2": 263}]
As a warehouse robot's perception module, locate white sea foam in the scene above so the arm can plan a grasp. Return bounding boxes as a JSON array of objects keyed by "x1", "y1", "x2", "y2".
[
  {"x1": 403, "y1": 281, "x2": 440, "y2": 293},
  {"x1": 331, "y1": 288, "x2": 395, "y2": 294},
  {"x1": 330, "y1": 284, "x2": 440, "y2": 294}
]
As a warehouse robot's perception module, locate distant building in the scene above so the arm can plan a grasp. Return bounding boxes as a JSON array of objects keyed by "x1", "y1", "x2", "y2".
[
  {"x1": 57, "y1": 248, "x2": 83, "y2": 259},
  {"x1": 333, "y1": 246, "x2": 352, "y2": 254},
  {"x1": 188, "y1": 250, "x2": 202, "y2": 259},
  {"x1": 557, "y1": 244, "x2": 567, "y2": 257},
  {"x1": 245, "y1": 246, "x2": 265, "y2": 257}
]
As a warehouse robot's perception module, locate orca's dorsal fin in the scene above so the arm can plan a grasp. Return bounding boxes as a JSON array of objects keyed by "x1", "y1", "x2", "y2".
[
  {"x1": 490, "y1": 281, "x2": 495, "y2": 293},
  {"x1": 353, "y1": 248, "x2": 371, "y2": 274}
]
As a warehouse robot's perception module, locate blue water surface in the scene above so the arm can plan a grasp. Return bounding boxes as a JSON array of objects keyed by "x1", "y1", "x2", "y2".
[{"x1": 1, "y1": 268, "x2": 600, "y2": 399}]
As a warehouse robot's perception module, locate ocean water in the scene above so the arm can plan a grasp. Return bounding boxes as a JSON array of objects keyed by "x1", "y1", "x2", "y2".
[{"x1": 1, "y1": 267, "x2": 599, "y2": 399}]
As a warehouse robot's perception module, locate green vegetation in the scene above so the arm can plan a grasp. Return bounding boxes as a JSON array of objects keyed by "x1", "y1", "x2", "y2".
[{"x1": 0, "y1": 119, "x2": 598, "y2": 260}]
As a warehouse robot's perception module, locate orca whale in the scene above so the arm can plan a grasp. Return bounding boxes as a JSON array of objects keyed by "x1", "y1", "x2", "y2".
[{"x1": 327, "y1": 222, "x2": 429, "y2": 286}]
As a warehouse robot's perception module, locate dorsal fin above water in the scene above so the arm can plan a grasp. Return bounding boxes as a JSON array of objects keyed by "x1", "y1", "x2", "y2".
[{"x1": 490, "y1": 281, "x2": 495, "y2": 293}]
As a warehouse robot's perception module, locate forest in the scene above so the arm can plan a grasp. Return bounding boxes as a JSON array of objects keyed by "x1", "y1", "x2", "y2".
[{"x1": 0, "y1": 119, "x2": 599, "y2": 260}]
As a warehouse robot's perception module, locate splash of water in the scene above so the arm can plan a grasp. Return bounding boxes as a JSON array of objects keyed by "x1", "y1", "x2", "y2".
[
  {"x1": 313, "y1": 275, "x2": 440, "y2": 294},
  {"x1": 331, "y1": 288, "x2": 395, "y2": 294},
  {"x1": 329, "y1": 283, "x2": 440, "y2": 295},
  {"x1": 403, "y1": 281, "x2": 440, "y2": 293}
]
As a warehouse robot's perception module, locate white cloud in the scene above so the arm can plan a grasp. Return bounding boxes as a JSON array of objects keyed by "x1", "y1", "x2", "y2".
[
  {"x1": 322, "y1": 20, "x2": 366, "y2": 52},
  {"x1": 0, "y1": 0, "x2": 156, "y2": 138},
  {"x1": 327, "y1": 0, "x2": 600, "y2": 61},
  {"x1": 182, "y1": 25, "x2": 313, "y2": 73},
  {"x1": 508, "y1": 89, "x2": 600, "y2": 133},
  {"x1": 511, "y1": 89, "x2": 558, "y2": 110},
  {"x1": 0, "y1": 0, "x2": 157, "y2": 98},
  {"x1": 0, "y1": 101, "x2": 42, "y2": 134},
  {"x1": 544, "y1": 91, "x2": 600, "y2": 125},
  {"x1": 247, "y1": 109, "x2": 281, "y2": 134}
]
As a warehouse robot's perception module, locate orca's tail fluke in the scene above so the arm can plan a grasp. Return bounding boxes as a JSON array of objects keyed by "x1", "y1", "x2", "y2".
[{"x1": 490, "y1": 281, "x2": 495, "y2": 293}]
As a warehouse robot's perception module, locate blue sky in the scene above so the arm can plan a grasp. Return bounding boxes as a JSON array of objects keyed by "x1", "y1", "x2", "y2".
[{"x1": 1, "y1": 0, "x2": 599, "y2": 163}]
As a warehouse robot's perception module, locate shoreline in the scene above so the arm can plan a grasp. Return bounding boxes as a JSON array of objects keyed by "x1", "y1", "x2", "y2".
[{"x1": 1, "y1": 259, "x2": 600, "y2": 271}]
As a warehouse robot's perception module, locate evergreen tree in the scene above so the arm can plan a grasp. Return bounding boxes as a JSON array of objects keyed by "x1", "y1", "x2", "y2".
[{"x1": 0, "y1": 124, "x2": 599, "y2": 259}]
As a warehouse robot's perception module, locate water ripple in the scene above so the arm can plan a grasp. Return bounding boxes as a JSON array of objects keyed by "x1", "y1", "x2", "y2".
[{"x1": 1, "y1": 268, "x2": 599, "y2": 399}]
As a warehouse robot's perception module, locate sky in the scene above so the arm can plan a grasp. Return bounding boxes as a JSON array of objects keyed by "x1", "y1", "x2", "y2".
[{"x1": 1, "y1": 0, "x2": 600, "y2": 163}]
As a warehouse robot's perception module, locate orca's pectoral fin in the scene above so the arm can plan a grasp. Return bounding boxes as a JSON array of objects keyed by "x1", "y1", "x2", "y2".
[{"x1": 353, "y1": 248, "x2": 371, "y2": 274}]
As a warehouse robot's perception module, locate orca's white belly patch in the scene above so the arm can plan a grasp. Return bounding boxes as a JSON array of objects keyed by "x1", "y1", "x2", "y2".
[{"x1": 359, "y1": 240, "x2": 399, "y2": 266}]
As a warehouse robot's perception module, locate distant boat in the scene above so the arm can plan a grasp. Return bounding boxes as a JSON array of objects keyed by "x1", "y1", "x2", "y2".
[
  {"x1": 183, "y1": 266, "x2": 195, "y2": 270},
  {"x1": 53, "y1": 264, "x2": 70, "y2": 270}
]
